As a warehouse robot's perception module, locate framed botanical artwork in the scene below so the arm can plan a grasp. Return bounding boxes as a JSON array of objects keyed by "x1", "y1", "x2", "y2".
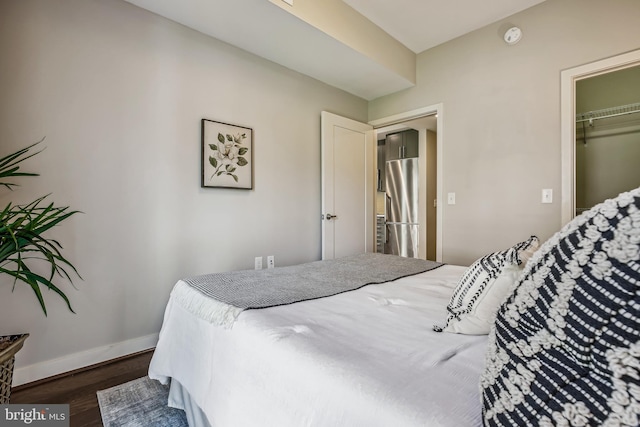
[{"x1": 201, "y1": 119, "x2": 253, "y2": 189}]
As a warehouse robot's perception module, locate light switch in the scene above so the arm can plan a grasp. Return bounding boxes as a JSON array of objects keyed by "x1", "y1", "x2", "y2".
[
  {"x1": 447, "y1": 192, "x2": 456, "y2": 205},
  {"x1": 542, "y1": 189, "x2": 553, "y2": 204}
]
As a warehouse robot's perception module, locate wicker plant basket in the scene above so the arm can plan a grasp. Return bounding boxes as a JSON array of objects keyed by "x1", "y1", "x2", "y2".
[{"x1": 0, "y1": 334, "x2": 28, "y2": 404}]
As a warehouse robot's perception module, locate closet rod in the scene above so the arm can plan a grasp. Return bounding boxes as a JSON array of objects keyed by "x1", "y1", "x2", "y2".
[{"x1": 576, "y1": 102, "x2": 640, "y2": 123}]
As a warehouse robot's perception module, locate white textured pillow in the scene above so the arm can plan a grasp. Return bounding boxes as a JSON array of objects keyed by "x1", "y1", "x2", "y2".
[{"x1": 434, "y1": 236, "x2": 539, "y2": 335}]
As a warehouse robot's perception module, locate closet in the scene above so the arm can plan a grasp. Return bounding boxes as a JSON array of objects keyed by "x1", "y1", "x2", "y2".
[{"x1": 575, "y1": 66, "x2": 640, "y2": 213}]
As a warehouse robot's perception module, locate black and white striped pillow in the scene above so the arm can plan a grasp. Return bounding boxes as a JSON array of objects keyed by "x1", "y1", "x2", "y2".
[
  {"x1": 434, "y1": 236, "x2": 539, "y2": 334},
  {"x1": 481, "y1": 187, "x2": 640, "y2": 426}
]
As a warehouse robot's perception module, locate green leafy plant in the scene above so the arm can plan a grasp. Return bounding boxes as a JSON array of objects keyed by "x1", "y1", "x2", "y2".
[{"x1": 0, "y1": 141, "x2": 80, "y2": 316}]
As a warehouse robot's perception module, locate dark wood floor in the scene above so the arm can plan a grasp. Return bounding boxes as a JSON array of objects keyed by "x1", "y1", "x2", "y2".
[{"x1": 10, "y1": 349, "x2": 154, "y2": 427}]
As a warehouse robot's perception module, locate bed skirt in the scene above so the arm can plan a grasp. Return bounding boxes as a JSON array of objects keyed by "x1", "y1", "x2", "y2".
[{"x1": 168, "y1": 379, "x2": 211, "y2": 427}]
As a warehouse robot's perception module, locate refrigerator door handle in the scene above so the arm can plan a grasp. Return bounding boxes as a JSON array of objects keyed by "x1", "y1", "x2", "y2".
[{"x1": 385, "y1": 193, "x2": 391, "y2": 216}]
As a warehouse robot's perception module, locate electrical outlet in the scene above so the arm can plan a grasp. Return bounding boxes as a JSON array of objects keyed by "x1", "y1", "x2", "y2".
[
  {"x1": 254, "y1": 256, "x2": 263, "y2": 270},
  {"x1": 542, "y1": 189, "x2": 553, "y2": 204},
  {"x1": 267, "y1": 255, "x2": 275, "y2": 269}
]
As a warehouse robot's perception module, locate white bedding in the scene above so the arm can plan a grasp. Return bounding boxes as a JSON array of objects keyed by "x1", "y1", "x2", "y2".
[{"x1": 149, "y1": 264, "x2": 487, "y2": 427}]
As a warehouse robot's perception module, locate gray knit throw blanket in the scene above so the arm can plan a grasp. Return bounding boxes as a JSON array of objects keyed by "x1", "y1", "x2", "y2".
[{"x1": 171, "y1": 253, "x2": 442, "y2": 327}]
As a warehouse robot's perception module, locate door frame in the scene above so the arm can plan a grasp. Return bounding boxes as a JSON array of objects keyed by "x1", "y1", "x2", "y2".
[
  {"x1": 370, "y1": 103, "x2": 444, "y2": 262},
  {"x1": 560, "y1": 49, "x2": 640, "y2": 225}
]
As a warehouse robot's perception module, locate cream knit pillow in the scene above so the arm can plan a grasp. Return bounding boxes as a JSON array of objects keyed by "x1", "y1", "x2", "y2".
[{"x1": 434, "y1": 236, "x2": 539, "y2": 335}]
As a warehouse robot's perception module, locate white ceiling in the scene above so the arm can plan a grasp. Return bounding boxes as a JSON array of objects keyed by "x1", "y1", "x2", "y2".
[
  {"x1": 344, "y1": 0, "x2": 547, "y2": 54},
  {"x1": 124, "y1": 0, "x2": 547, "y2": 100}
]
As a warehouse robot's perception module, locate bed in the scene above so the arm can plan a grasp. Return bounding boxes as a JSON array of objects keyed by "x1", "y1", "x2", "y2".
[
  {"x1": 149, "y1": 186, "x2": 640, "y2": 427},
  {"x1": 149, "y1": 258, "x2": 487, "y2": 427}
]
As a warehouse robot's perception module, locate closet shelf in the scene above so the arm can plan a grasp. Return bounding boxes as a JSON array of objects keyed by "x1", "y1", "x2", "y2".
[{"x1": 576, "y1": 102, "x2": 640, "y2": 123}]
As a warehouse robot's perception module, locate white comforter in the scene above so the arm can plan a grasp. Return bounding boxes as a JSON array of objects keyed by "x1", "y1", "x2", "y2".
[{"x1": 149, "y1": 264, "x2": 487, "y2": 427}]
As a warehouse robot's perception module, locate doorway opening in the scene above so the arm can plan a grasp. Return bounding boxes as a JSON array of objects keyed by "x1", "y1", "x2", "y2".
[
  {"x1": 575, "y1": 65, "x2": 640, "y2": 214},
  {"x1": 561, "y1": 49, "x2": 640, "y2": 225},
  {"x1": 370, "y1": 104, "x2": 443, "y2": 262}
]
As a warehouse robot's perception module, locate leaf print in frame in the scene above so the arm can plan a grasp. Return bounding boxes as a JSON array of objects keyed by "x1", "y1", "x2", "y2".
[{"x1": 201, "y1": 119, "x2": 253, "y2": 189}]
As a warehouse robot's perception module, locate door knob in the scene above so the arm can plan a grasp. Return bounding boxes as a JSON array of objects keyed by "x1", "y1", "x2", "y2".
[{"x1": 326, "y1": 213, "x2": 338, "y2": 220}]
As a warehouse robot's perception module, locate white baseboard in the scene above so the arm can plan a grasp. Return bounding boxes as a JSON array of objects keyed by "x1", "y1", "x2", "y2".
[{"x1": 13, "y1": 333, "x2": 159, "y2": 387}]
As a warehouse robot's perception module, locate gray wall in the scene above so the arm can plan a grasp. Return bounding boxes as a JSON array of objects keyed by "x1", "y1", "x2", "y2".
[
  {"x1": 369, "y1": 0, "x2": 640, "y2": 265},
  {"x1": 0, "y1": 0, "x2": 367, "y2": 382}
]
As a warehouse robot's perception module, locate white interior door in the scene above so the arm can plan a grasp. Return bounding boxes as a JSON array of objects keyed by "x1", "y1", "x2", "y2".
[{"x1": 321, "y1": 111, "x2": 375, "y2": 260}]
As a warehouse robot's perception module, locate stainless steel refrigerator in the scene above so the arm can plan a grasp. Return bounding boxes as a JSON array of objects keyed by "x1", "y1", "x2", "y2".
[{"x1": 384, "y1": 158, "x2": 419, "y2": 258}]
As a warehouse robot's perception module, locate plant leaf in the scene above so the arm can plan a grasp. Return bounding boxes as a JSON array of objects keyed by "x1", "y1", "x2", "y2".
[
  {"x1": 0, "y1": 139, "x2": 45, "y2": 190},
  {"x1": 209, "y1": 144, "x2": 218, "y2": 151},
  {"x1": 226, "y1": 134, "x2": 233, "y2": 142},
  {"x1": 231, "y1": 174, "x2": 238, "y2": 182},
  {"x1": 238, "y1": 147, "x2": 248, "y2": 156},
  {"x1": 217, "y1": 133, "x2": 225, "y2": 143},
  {"x1": 209, "y1": 156, "x2": 218, "y2": 168},
  {"x1": 237, "y1": 157, "x2": 248, "y2": 167},
  {"x1": 0, "y1": 142, "x2": 81, "y2": 316}
]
